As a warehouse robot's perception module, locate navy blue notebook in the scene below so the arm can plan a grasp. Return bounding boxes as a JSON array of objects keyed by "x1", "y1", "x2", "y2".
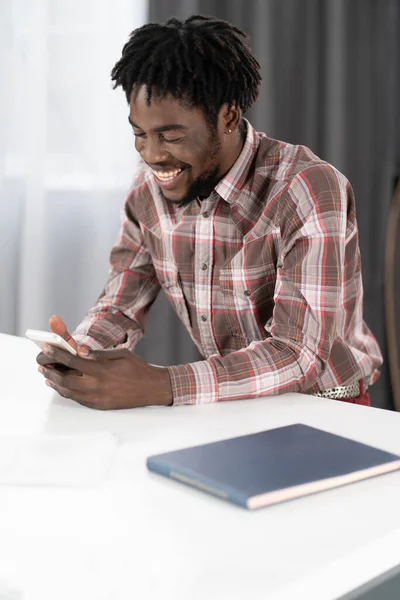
[{"x1": 146, "y1": 424, "x2": 400, "y2": 509}]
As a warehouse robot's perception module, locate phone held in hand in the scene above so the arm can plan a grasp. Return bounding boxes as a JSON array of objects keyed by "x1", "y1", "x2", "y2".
[{"x1": 25, "y1": 329, "x2": 77, "y2": 356}]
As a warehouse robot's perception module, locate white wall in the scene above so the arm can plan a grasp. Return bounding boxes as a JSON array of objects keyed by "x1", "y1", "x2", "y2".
[{"x1": 0, "y1": 0, "x2": 148, "y2": 335}]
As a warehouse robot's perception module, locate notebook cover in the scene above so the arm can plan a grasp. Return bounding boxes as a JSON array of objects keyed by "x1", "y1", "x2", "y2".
[{"x1": 146, "y1": 424, "x2": 400, "y2": 510}]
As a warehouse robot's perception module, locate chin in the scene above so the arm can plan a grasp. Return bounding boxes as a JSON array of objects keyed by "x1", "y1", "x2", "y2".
[
  {"x1": 160, "y1": 186, "x2": 188, "y2": 203},
  {"x1": 162, "y1": 191, "x2": 184, "y2": 203}
]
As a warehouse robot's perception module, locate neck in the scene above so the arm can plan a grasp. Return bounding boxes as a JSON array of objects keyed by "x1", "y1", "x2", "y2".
[{"x1": 219, "y1": 124, "x2": 246, "y2": 181}]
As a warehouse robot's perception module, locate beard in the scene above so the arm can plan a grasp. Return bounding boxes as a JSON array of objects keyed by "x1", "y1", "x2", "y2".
[
  {"x1": 160, "y1": 163, "x2": 222, "y2": 208},
  {"x1": 176, "y1": 164, "x2": 221, "y2": 208},
  {"x1": 161, "y1": 134, "x2": 222, "y2": 208}
]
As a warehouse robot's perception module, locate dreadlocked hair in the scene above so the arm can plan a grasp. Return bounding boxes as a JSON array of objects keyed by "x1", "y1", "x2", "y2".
[{"x1": 110, "y1": 14, "x2": 261, "y2": 128}]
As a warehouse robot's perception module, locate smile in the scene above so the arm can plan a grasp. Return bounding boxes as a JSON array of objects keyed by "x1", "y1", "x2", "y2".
[{"x1": 152, "y1": 168, "x2": 185, "y2": 189}]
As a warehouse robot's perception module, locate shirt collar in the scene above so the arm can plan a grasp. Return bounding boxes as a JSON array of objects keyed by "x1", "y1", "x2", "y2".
[{"x1": 214, "y1": 118, "x2": 260, "y2": 207}]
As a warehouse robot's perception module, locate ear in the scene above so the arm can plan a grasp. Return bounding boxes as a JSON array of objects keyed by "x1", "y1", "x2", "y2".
[{"x1": 219, "y1": 103, "x2": 242, "y2": 135}]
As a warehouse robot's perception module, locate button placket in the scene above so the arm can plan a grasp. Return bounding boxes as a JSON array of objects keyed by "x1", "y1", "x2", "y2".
[{"x1": 195, "y1": 205, "x2": 219, "y2": 355}]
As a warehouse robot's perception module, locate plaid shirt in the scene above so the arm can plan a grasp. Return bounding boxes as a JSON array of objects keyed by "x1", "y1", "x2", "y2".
[{"x1": 73, "y1": 120, "x2": 383, "y2": 405}]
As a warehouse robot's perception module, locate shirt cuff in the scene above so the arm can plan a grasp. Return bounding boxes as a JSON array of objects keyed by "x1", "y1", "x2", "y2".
[
  {"x1": 72, "y1": 313, "x2": 132, "y2": 350},
  {"x1": 167, "y1": 360, "x2": 219, "y2": 405}
]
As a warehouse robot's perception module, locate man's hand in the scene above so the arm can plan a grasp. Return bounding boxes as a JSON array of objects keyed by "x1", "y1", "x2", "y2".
[
  {"x1": 36, "y1": 315, "x2": 87, "y2": 371},
  {"x1": 36, "y1": 345, "x2": 173, "y2": 410}
]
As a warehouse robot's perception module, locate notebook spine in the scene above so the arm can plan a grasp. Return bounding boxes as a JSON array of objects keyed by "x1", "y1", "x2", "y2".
[{"x1": 146, "y1": 458, "x2": 248, "y2": 508}]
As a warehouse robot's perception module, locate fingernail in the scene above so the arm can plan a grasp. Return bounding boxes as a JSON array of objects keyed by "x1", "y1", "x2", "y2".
[
  {"x1": 38, "y1": 367, "x2": 44, "y2": 375},
  {"x1": 43, "y1": 344, "x2": 52, "y2": 356},
  {"x1": 45, "y1": 380, "x2": 51, "y2": 387},
  {"x1": 79, "y1": 347, "x2": 89, "y2": 356}
]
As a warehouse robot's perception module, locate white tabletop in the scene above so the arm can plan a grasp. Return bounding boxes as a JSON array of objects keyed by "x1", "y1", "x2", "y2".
[{"x1": 0, "y1": 332, "x2": 400, "y2": 600}]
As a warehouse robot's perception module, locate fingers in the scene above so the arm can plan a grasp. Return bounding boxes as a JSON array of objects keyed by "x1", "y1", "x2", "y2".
[
  {"x1": 42, "y1": 363, "x2": 82, "y2": 376},
  {"x1": 36, "y1": 352, "x2": 79, "y2": 372},
  {"x1": 39, "y1": 365, "x2": 94, "y2": 392},
  {"x1": 43, "y1": 345, "x2": 130, "y2": 368},
  {"x1": 40, "y1": 365, "x2": 107, "y2": 409},
  {"x1": 41, "y1": 345, "x2": 96, "y2": 374},
  {"x1": 77, "y1": 346, "x2": 90, "y2": 357},
  {"x1": 36, "y1": 352, "x2": 58, "y2": 367},
  {"x1": 49, "y1": 315, "x2": 78, "y2": 352},
  {"x1": 48, "y1": 315, "x2": 69, "y2": 338}
]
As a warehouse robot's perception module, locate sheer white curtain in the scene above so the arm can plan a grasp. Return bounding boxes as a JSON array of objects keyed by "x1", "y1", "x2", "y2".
[{"x1": 0, "y1": 0, "x2": 147, "y2": 336}]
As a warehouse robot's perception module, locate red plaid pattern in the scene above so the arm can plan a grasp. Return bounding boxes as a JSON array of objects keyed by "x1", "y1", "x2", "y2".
[{"x1": 73, "y1": 120, "x2": 383, "y2": 405}]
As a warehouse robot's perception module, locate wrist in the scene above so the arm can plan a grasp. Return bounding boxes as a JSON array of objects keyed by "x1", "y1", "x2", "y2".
[{"x1": 149, "y1": 366, "x2": 173, "y2": 406}]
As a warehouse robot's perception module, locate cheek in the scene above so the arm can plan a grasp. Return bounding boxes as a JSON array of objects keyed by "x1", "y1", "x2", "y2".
[
  {"x1": 189, "y1": 144, "x2": 218, "y2": 174},
  {"x1": 184, "y1": 131, "x2": 216, "y2": 169}
]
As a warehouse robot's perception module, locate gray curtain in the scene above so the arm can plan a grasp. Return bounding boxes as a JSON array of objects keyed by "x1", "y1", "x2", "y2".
[{"x1": 142, "y1": 0, "x2": 400, "y2": 409}]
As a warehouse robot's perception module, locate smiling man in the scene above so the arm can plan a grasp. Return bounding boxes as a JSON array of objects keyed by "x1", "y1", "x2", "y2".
[
  {"x1": 37, "y1": 15, "x2": 382, "y2": 409},
  {"x1": 127, "y1": 89, "x2": 228, "y2": 207}
]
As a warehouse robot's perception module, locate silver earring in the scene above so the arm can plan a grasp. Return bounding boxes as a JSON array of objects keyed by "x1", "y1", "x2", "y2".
[{"x1": 227, "y1": 129, "x2": 232, "y2": 134}]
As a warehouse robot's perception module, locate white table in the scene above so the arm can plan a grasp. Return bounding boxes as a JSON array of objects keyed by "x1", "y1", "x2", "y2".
[{"x1": 0, "y1": 333, "x2": 400, "y2": 600}]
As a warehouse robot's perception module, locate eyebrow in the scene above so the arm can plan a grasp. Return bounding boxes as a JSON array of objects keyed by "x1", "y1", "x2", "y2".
[{"x1": 128, "y1": 116, "x2": 188, "y2": 133}]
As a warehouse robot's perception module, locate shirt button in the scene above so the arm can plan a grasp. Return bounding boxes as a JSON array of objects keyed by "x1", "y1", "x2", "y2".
[
  {"x1": 201, "y1": 315, "x2": 207, "y2": 322},
  {"x1": 244, "y1": 289, "x2": 251, "y2": 297},
  {"x1": 202, "y1": 211, "x2": 210, "y2": 218},
  {"x1": 201, "y1": 263, "x2": 208, "y2": 271}
]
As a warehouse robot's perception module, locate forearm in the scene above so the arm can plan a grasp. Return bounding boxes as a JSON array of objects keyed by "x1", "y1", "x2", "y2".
[
  {"x1": 72, "y1": 245, "x2": 160, "y2": 351},
  {"x1": 72, "y1": 270, "x2": 160, "y2": 351},
  {"x1": 72, "y1": 191, "x2": 161, "y2": 351},
  {"x1": 167, "y1": 334, "x2": 323, "y2": 405}
]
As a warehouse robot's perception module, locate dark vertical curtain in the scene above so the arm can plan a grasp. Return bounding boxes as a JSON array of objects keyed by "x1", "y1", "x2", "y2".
[{"x1": 140, "y1": 0, "x2": 400, "y2": 409}]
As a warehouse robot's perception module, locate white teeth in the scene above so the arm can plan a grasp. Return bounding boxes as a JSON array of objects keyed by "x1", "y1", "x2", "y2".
[{"x1": 153, "y1": 168, "x2": 182, "y2": 182}]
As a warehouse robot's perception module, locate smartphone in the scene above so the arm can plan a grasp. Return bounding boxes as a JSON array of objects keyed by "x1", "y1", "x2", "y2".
[{"x1": 25, "y1": 329, "x2": 77, "y2": 356}]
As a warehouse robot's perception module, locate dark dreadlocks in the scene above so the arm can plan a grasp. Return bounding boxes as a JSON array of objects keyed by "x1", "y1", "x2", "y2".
[{"x1": 110, "y1": 14, "x2": 261, "y2": 127}]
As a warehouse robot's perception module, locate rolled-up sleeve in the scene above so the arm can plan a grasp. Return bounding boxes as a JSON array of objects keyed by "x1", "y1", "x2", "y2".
[{"x1": 73, "y1": 196, "x2": 160, "y2": 351}]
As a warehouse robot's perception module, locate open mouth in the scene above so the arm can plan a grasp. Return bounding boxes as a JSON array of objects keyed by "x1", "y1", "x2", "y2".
[{"x1": 152, "y1": 168, "x2": 187, "y2": 189}]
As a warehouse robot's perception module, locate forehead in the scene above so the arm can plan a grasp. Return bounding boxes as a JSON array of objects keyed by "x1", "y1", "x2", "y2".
[{"x1": 129, "y1": 85, "x2": 207, "y2": 129}]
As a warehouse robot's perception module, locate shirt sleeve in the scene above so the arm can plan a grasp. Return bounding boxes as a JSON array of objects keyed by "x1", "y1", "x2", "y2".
[
  {"x1": 167, "y1": 164, "x2": 353, "y2": 405},
  {"x1": 72, "y1": 195, "x2": 160, "y2": 351}
]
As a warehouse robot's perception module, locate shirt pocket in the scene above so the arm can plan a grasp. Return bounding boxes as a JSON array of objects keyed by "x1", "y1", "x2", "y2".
[{"x1": 219, "y1": 263, "x2": 276, "y2": 342}]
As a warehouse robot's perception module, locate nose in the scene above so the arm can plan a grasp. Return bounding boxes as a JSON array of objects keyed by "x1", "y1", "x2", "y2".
[{"x1": 136, "y1": 135, "x2": 168, "y2": 164}]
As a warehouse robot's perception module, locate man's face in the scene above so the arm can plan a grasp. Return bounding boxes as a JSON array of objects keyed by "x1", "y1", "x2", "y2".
[{"x1": 129, "y1": 85, "x2": 226, "y2": 205}]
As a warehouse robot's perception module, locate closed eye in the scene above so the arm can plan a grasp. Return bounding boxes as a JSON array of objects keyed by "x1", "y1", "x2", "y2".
[
  {"x1": 160, "y1": 134, "x2": 184, "y2": 143},
  {"x1": 133, "y1": 131, "x2": 183, "y2": 144},
  {"x1": 132, "y1": 131, "x2": 184, "y2": 144}
]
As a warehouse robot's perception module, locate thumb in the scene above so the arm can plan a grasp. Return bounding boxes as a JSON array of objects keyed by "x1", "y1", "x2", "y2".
[
  {"x1": 79, "y1": 348, "x2": 130, "y2": 361},
  {"x1": 49, "y1": 315, "x2": 78, "y2": 352},
  {"x1": 77, "y1": 346, "x2": 90, "y2": 357},
  {"x1": 77, "y1": 348, "x2": 108, "y2": 360}
]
